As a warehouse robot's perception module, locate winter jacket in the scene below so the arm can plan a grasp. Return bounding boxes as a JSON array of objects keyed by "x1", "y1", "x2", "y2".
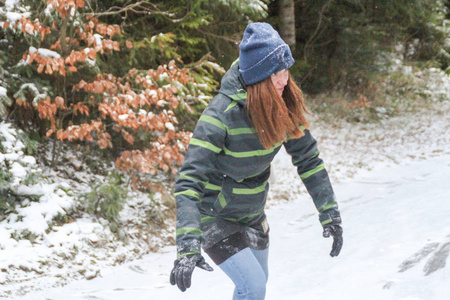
[{"x1": 174, "y1": 61, "x2": 339, "y2": 256}]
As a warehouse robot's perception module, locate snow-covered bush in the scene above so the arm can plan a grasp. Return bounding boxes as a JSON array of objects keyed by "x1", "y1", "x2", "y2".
[
  {"x1": 1, "y1": 122, "x2": 40, "y2": 213},
  {"x1": 383, "y1": 51, "x2": 450, "y2": 106},
  {"x1": 0, "y1": 122, "x2": 73, "y2": 233}
]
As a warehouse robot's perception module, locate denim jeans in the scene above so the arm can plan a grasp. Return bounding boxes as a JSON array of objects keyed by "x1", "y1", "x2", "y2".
[{"x1": 218, "y1": 247, "x2": 269, "y2": 300}]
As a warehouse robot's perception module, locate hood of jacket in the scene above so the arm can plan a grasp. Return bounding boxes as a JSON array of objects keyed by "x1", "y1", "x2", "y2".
[{"x1": 218, "y1": 60, "x2": 248, "y2": 106}]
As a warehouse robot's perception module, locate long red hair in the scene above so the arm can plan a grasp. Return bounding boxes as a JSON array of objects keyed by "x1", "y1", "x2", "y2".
[{"x1": 247, "y1": 75, "x2": 310, "y2": 149}]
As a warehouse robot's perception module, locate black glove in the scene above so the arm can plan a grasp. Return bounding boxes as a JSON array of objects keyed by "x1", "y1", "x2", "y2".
[
  {"x1": 170, "y1": 253, "x2": 213, "y2": 292},
  {"x1": 320, "y1": 208, "x2": 343, "y2": 257},
  {"x1": 323, "y1": 224, "x2": 343, "y2": 257}
]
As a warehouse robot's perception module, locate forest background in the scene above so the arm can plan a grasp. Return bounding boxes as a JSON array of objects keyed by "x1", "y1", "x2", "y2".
[{"x1": 1, "y1": 0, "x2": 450, "y2": 296}]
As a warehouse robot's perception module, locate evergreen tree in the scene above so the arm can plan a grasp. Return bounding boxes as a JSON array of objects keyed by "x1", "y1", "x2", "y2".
[{"x1": 268, "y1": 0, "x2": 449, "y2": 95}]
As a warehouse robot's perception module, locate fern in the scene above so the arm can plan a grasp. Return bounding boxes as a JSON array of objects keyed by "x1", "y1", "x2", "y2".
[{"x1": 82, "y1": 172, "x2": 128, "y2": 222}]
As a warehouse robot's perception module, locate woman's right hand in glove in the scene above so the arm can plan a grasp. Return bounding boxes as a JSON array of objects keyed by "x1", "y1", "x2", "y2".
[{"x1": 170, "y1": 253, "x2": 214, "y2": 292}]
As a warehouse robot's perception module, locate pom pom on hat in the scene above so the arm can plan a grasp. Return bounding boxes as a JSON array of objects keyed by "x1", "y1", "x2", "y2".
[{"x1": 239, "y1": 22, "x2": 295, "y2": 85}]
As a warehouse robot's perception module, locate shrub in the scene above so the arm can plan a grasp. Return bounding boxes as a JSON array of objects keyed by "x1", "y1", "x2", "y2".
[
  {"x1": 0, "y1": 122, "x2": 43, "y2": 219},
  {"x1": 1, "y1": 1, "x2": 222, "y2": 189},
  {"x1": 81, "y1": 172, "x2": 128, "y2": 222}
]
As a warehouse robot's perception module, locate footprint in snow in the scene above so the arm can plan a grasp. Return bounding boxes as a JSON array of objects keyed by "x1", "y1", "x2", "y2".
[
  {"x1": 398, "y1": 240, "x2": 450, "y2": 276},
  {"x1": 423, "y1": 241, "x2": 450, "y2": 276},
  {"x1": 398, "y1": 242, "x2": 440, "y2": 273},
  {"x1": 129, "y1": 265, "x2": 147, "y2": 274}
]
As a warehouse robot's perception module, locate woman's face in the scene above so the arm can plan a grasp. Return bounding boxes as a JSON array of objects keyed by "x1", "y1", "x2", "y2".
[{"x1": 271, "y1": 69, "x2": 289, "y2": 96}]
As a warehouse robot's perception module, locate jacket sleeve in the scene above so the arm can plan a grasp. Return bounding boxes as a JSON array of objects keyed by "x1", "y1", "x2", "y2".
[
  {"x1": 174, "y1": 102, "x2": 227, "y2": 256},
  {"x1": 283, "y1": 129, "x2": 340, "y2": 226}
]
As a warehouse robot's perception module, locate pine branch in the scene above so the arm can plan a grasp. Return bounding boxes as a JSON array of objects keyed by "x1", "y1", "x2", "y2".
[{"x1": 185, "y1": 52, "x2": 216, "y2": 69}]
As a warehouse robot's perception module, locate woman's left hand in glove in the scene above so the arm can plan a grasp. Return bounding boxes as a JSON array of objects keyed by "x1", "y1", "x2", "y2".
[{"x1": 323, "y1": 224, "x2": 343, "y2": 257}]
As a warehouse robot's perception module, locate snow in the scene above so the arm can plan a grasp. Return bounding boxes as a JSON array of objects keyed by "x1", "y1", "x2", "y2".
[
  {"x1": 39, "y1": 49, "x2": 61, "y2": 59},
  {"x1": 28, "y1": 47, "x2": 61, "y2": 59},
  {"x1": 14, "y1": 151, "x2": 450, "y2": 300},
  {"x1": 12, "y1": 83, "x2": 48, "y2": 107},
  {"x1": 0, "y1": 87, "x2": 7, "y2": 97},
  {"x1": 9, "y1": 161, "x2": 27, "y2": 184},
  {"x1": 5, "y1": 0, "x2": 19, "y2": 8},
  {"x1": 150, "y1": 33, "x2": 165, "y2": 43},
  {"x1": 1, "y1": 57, "x2": 449, "y2": 298},
  {"x1": 93, "y1": 34, "x2": 103, "y2": 47},
  {"x1": 2, "y1": 100, "x2": 447, "y2": 299},
  {"x1": 1, "y1": 0, "x2": 31, "y2": 24},
  {"x1": 165, "y1": 122, "x2": 175, "y2": 131},
  {"x1": 1, "y1": 122, "x2": 175, "y2": 298}
]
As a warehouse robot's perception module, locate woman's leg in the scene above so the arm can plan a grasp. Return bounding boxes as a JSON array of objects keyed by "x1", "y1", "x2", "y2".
[
  {"x1": 250, "y1": 248, "x2": 269, "y2": 282},
  {"x1": 218, "y1": 247, "x2": 269, "y2": 300}
]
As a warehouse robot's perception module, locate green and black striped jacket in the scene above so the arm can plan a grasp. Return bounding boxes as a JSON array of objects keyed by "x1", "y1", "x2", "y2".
[{"x1": 174, "y1": 62, "x2": 339, "y2": 256}]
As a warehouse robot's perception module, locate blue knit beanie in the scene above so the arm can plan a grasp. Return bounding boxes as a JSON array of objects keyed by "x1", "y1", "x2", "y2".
[{"x1": 239, "y1": 22, "x2": 295, "y2": 86}]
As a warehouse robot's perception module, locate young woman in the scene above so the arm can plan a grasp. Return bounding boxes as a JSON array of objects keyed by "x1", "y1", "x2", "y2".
[{"x1": 170, "y1": 22, "x2": 343, "y2": 299}]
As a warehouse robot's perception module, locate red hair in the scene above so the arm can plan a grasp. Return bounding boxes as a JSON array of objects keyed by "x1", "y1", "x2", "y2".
[{"x1": 247, "y1": 75, "x2": 310, "y2": 149}]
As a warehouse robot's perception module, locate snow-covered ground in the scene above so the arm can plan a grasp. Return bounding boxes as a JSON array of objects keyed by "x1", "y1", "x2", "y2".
[
  {"x1": 0, "y1": 102, "x2": 450, "y2": 300},
  {"x1": 15, "y1": 146, "x2": 450, "y2": 300},
  {"x1": 0, "y1": 122, "x2": 175, "y2": 297},
  {"x1": 1, "y1": 1, "x2": 449, "y2": 297}
]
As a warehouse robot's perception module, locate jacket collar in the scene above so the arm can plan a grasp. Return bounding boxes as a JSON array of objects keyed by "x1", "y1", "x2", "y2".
[{"x1": 218, "y1": 59, "x2": 248, "y2": 106}]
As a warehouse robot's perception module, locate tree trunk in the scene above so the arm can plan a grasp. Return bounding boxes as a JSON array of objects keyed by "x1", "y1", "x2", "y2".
[{"x1": 279, "y1": 0, "x2": 296, "y2": 51}]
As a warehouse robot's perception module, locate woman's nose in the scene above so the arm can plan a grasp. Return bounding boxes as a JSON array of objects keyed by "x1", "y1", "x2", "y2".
[{"x1": 277, "y1": 74, "x2": 288, "y2": 85}]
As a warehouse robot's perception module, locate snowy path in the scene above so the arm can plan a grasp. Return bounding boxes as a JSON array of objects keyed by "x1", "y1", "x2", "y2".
[{"x1": 17, "y1": 153, "x2": 450, "y2": 300}]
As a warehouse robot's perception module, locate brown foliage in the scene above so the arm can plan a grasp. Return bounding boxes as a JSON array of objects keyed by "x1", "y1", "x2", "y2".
[
  {"x1": 12, "y1": 0, "x2": 198, "y2": 183},
  {"x1": 73, "y1": 62, "x2": 195, "y2": 176}
]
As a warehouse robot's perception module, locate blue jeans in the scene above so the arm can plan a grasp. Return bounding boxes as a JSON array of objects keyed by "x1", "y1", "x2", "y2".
[{"x1": 218, "y1": 247, "x2": 269, "y2": 300}]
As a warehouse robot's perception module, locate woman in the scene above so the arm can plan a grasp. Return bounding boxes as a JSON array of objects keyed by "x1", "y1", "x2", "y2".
[{"x1": 170, "y1": 22, "x2": 343, "y2": 299}]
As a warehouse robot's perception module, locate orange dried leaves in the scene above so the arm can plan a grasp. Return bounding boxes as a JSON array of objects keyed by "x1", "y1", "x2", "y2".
[
  {"x1": 348, "y1": 93, "x2": 372, "y2": 109},
  {"x1": 19, "y1": 1, "x2": 122, "y2": 78},
  {"x1": 46, "y1": 0, "x2": 85, "y2": 18}
]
